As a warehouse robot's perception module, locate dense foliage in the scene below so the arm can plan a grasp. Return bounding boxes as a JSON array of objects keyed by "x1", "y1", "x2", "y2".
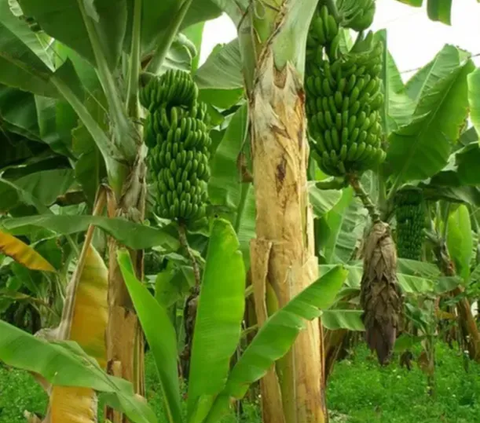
[{"x1": 0, "y1": 0, "x2": 479, "y2": 422}]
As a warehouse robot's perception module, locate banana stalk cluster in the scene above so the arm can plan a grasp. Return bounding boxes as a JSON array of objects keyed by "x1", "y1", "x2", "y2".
[
  {"x1": 394, "y1": 188, "x2": 425, "y2": 260},
  {"x1": 305, "y1": 4, "x2": 385, "y2": 176},
  {"x1": 140, "y1": 70, "x2": 211, "y2": 223}
]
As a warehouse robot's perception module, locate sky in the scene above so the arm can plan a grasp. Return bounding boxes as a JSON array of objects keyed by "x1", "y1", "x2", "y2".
[{"x1": 199, "y1": 0, "x2": 480, "y2": 80}]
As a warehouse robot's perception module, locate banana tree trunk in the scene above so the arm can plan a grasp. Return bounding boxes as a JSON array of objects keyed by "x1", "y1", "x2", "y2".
[
  {"x1": 105, "y1": 156, "x2": 147, "y2": 422},
  {"x1": 249, "y1": 50, "x2": 326, "y2": 422}
]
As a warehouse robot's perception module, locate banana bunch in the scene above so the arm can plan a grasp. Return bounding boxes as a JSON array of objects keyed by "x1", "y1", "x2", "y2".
[
  {"x1": 337, "y1": 0, "x2": 376, "y2": 32},
  {"x1": 306, "y1": 4, "x2": 340, "y2": 48},
  {"x1": 394, "y1": 188, "x2": 425, "y2": 260},
  {"x1": 305, "y1": 7, "x2": 385, "y2": 176},
  {"x1": 140, "y1": 70, "x2": 211, "y2": 224}
]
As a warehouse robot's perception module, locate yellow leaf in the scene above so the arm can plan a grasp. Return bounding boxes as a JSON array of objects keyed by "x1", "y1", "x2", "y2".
[
  {"x1": 0, "y1": 230, "x2": 55, "y2": 272},
  {"x1": 49, "y1": 246, "x2": 108, "y2": 423}
]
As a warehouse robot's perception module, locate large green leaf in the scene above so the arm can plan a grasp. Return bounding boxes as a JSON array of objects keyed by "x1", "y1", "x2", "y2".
[
  {"x1": 72, "y1": 92, "x2": 108, "y2": 204},
  {"x1": 322, "y1": 188, "x2": 367, "y2": 263},
  {"x1": 0, "y1": 167, "x2": 75, "y2": 214},
  {"x1": 422, "y1": 184, "x2": 480, "y2": 206},
  {"x1": 13, "y1": 169, "x2": 75, "y2": 206},
  {"x1": 235, "y1": 186, "x2": 256, "y2": 270},
  {"x1": 18, "y1": 0, "x2": 127, "y2": 70},
  {"x1": 396, "y1": 259, "x2": 441, "y2": 278},
  {"x1": 208, "y1": 104, "x2": 248, "y2": 209},
  {"x1": 0, "y1": 320, "x2": 157, "y2": 423},
  {"x1": 374, "y1": 30, "x2": 414, "y2": 134},
  {"x1": 468, "y1": 68, "x2": 480, "y2": 137},
  {"x1": 396, "y1": 0, "x2": 452, "y2": 24},
  {"x1": 405, "y1": 45, "x2": 469, "y2": 104},
  {"x1": 0, "y1": 85, "x2": 40, "y2": 139},
  {"x1": 1, "y1": 215, "x2": 179, "y2": 250},
  {"x1": 447, "y1": 204, "x2": 473, "y2": 280},
  {"x1": 124, "y1": 0, "x2": 219, "y2": 60},
  {"x1": 395, "y1": 0, "x2": 452, "y2": 24},
  {"x1": 321, "y1": 310, "x2": 365, "y2": 331},
  {"x1": 0, "y1": 130, "x2": 48, "y2": 170},
  {"x1": 207, "y1": 104, "x2": 255, "y2": 268},
  {"x1": 309, "y1": 186, "x2": 342, "y2": 217},
  {"x1": 183, "y1": 23, "x2": 204, "y2": 73},
  {"x1": 329, "y1": 262, "x2": 439, "y2": 296},
  {"x1": 429, "y1": 142, "x2": 480, "y2": 187},
  {"x1": 195, "y1": 39, "x2": 244, "y2": 109},
  {"x1": 117, "y1": 250, "x2": 183, "y2": 423},
  {"x1": 155, "y1": 265, "x2": 194, "y2": 308},
  {"x1": 0, "y1": 0, "x2": 56, "y2": 96},
  {"x1": 427, "y1": 0, "x2": 452, "y2": 24},
  {"x1": 386, "y1": 47, "x2": 473, "y2": 184},
  {"x1": 182, "y1": 0, "x2": 222, "y2": 30},
  {"x1": 187, "y1": 219, "x2": 246, "y2": 420},
  {"x1": 203, "y1": 266, "x2": 348, "y2": 421}
]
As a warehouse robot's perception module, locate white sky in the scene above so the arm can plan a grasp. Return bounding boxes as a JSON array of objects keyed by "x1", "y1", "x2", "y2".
[{"x1": 200, "y1": 0, "x2": 480, "y2": 80}]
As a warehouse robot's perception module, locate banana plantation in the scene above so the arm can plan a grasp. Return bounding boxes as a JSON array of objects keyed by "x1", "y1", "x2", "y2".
[{"x1": 1, "y1": 0, "x2": 480, "y2": 422}]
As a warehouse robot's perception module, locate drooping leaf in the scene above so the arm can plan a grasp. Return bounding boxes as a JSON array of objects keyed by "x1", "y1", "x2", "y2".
[
  {"x1": 427, "y1": 0, "x2": 452, "y2": 25},
  {"x1": 128, "y1": 0, "x2": 220, "y2": 56},
  {"x1": 468, "y1": 68, "x2": 480, "y2": 137},
  {"x1": 397, "y1": 273, "x2": 434, "y2": 294},
  {"x1": 202, "y1": 266, "x2": 348, "y2": 421},
  {"x1": 235, "y1": 185, "x2": 256, "y2": 271},
  {"x1": 35, "y1": 96, "x2": 76, "y2": 156},
  {"x1": 18, "y1": 0, "x2": 127, "y2": 70},
  {"x1": 208, "y1": 104, "x2": 248, "y2": 209},
  {"x1": 374, "y1": 30, "x2": 414, "y2": 133},
  {"x1": 118, "y1": 249, "x2": 183, "y2": 423},
  {"x1": 195, "y1": 39, "x2": 244, "y2": 109},
  {"x1": 187, "y1": 219, "x2": 246, "y2": 420},
  {"x1": 435, "y1": 276, "x2": 462, "y2": 294},
  {"x1": 429, "y1": 142, "x2": 480, "y2": 186},
  {"x1": 447, "y1": 205, "x2": 473, "y2": 280},
  {"x1": 0, "y1": 230, "x2": 55, "y2": 272},
  {"x1": 183, "y1": 23, "x2": 205, "y2": 73},
  {"x1": 387, "y1": 46, "x2": 473, "y2": 184},
  {"x1": 322, "y1": 188, "x2": 367, "y2": 263},
  {"x1": 405, "y1": 45, "x2": 467, "y2": 103},
  {"x1": 309, "y1": 186, "x2": 342, "y2": 217},
  {"x1": 396, "y1": 259, "x2": 441, "y2": 279},
  {"x1": 321, "y1": 310, "x2": 365, "y2": 331},
  {"x1": 0, "y1": 0, "x2": 56, "y2": 96},
  {"x1": 182, "y1": 0, "x2": 222, "y2": 30},
  {"x1": 50, "y1": 246, "x2": 108, "y2": 422},
  {"x1": 72, "y1": 92, "x2": 108, "y2": 204},
  {"x1": 0, "y1": 177, "x2": 47, "y2": 214},
  {"x1": 155, "y1": 265, "x2": 194, "y2": 308},
  {"x1": 0, "y1": 85, "x2": 40, "y2": 140},
  {"x1": 1, "y1": 215, "x2": 179, "y2": 251},
  {"x1": 207, "y1": 104, "x2": 255, "y2": 269},
  {"x1": 14, "y1": 169, "x2": 75, "y2": 206},
  {"x1": 0, "y1": 320, "x2": 157, "y2": 423},
  {"x1": 422, "y1": 184, "x2": 480, "y2": 206}
]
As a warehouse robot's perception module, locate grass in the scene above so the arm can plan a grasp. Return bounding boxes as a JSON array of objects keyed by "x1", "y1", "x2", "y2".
[
  {"x1": 0, "y1": 342, "x2": 479, "y2": 422},
  {"x1": 327, "y1": 342, "x2": 480, "y2": 423}
]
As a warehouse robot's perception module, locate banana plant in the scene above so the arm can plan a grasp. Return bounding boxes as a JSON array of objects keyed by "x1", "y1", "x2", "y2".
[
  {"x1": 0, "y1": 1, "x2": 223, "y2": 418},
  {"x1": 117, "y1": 218, "x2": 349, "y2": 423}
]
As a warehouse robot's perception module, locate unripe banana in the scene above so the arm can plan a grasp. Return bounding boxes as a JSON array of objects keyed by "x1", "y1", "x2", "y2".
[
  {"x1": 141, "y1": 70, "x2": 210, "y2": 224},
  {"x1": 305, "y1": 3, "x2": 385, "y2": 175}
]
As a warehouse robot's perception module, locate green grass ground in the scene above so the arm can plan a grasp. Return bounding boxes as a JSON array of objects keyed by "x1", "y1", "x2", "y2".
[{"x1": 1, "y1": 342, "x2": 478, "y2": 422}]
